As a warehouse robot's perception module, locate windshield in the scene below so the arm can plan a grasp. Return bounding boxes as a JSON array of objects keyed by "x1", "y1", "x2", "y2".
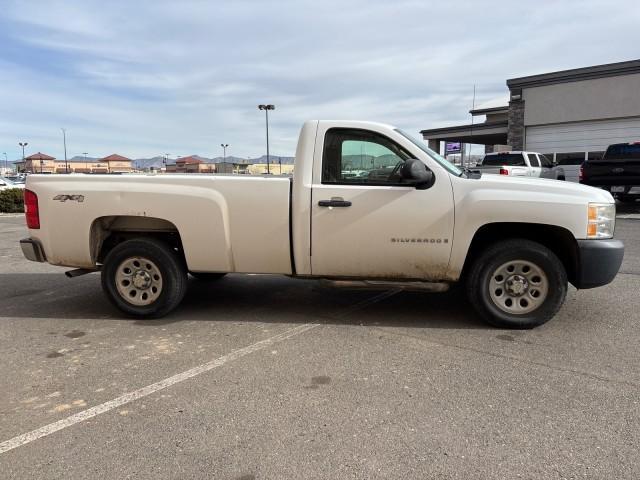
[
  {"x1": 604, "y1": 144, "x2": 640, "y2": 160},
  {"x1": 395, "y1": 129, "x2": 463, "y2": 176},
  {"x1": 0, "y1": 177, "x2": 16, "y2": 186},
  {"x1": 481, "y1": 154, "x2": 525, "y2": 166}
]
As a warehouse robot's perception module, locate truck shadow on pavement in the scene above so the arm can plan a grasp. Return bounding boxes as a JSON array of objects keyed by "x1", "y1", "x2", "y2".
[{"x1": 0, "y1": 273, "x2": 484, "y2": 329}]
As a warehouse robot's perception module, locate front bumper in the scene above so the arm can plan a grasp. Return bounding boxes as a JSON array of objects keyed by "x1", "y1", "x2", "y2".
[
  {"x1": 574, "y1": 239, "x2": 624, "y2": 289},
  {"x1": 20, "y1": 238, "x2": 46, "y2": 263}
]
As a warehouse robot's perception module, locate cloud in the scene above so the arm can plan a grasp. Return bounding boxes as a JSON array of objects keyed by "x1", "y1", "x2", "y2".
[{"x1": 0, "y1": 0, "x2": 639, "y2": 160}]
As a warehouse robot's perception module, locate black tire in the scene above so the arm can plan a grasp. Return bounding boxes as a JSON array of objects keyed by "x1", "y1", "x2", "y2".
[
  {"x1": 101, "y1": 238, "x2": 188, "y2": 318},
  {"x1": 189, "y1": 272, "x2": 227, "y2": 281},
  {"x1": 466, "y1": 239, "x2": 567, "y2": 329}
]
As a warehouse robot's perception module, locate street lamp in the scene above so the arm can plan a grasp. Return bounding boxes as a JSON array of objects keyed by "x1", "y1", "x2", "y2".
[
  {"x1": 61, "y1": 128, "x2": 68, "y2": 173},
  {"x1": 18, "y1": 142, "x2": 28, "y2": 173},
  {"x1": 258, "y1": 104, "x2": 275, "y2": 174},
  {"x1": 220, "y1": 144, "x2": 229, "y2": 169}
]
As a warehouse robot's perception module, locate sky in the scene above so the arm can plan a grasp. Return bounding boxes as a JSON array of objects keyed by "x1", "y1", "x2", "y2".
[{"x1": 1, "y1": 0, "x2": 639, "y2": 162}]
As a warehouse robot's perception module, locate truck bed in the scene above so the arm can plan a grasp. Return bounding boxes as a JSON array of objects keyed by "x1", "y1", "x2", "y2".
[{"x1": 26, "y1": 174, "x2": 294, "y2": 274}]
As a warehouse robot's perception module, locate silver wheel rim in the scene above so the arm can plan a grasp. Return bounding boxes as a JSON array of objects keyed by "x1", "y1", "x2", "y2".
[
  {"x1": 115, "y1": 257, "x2": 163, "y2": 306},
  {"x1": 489, "y1": 260, "x2": 549, "y2": 315}
]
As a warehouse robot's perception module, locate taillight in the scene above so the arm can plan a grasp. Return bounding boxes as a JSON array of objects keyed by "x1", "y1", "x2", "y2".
[
  {"x1": 24, "y1": 189, "x2": 40, "y2": 229},
  {"x1": 499, "y1": 168, "x2": 509, "y2": 175}
]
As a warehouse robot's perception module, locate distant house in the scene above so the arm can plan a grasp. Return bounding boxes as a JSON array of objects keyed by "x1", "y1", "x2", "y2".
[
  {"x1": 101, "y1": 154, "x2": 133, "y2": 173},
  {"x1": 20, "y1": 152, "x2": 56, "y2": 173},
  {"x1": 173, "y1": 156, "x2": 216, "y2": 173},
  {"x1": 16, "y1": 152, "x2": 133, "y2": 174}
]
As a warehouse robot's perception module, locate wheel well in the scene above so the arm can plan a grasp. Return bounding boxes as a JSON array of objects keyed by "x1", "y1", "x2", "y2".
[
  {"x1": 461, "y1": 223, "x2": 579, "y2": 285},
  {"x1": 90, "y1": 216, "x2": 185, "y2": 265}
]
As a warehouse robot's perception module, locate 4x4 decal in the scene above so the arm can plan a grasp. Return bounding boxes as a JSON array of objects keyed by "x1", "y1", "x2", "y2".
[{"x1": 53, "y1": 194, "x2": 85, "y2": 203}]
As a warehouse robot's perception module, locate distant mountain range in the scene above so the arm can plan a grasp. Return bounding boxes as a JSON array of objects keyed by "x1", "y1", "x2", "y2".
[{"x1": 65, "y1": 155, "x2": 295, "y2": 170}]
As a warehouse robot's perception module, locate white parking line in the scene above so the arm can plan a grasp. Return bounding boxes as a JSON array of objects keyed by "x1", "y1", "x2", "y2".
[
  {"x1": 0, "y1": 323, "x2": 318, "y2": 455},
  {"x1": 0, "y1": 289, "x2": 402, "y2": 455},
  {"x1": 0, "y1": 288, "x2": 401, "y2": 455}
]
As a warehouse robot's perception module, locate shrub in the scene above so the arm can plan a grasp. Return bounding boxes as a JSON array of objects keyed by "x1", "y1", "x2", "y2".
[{"x1": 0, "y1": 188, "x2": 24, "y2": 213}]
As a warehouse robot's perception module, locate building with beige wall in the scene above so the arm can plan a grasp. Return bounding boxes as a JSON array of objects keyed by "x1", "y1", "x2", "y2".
[
  {"x1": 16, "y1": 152, "x2": 132, "y2": 173},
  {"x1": 18, "y1": 153, "x2": 57, "y2": 173},
  {"x1": 421, "y1": 59, "x2": 640, "y2": 163},
  {"x1": 247, "y1": 163, "x2": 294, "y2": 175},
  {"x1": 166, "y1": 156, "x2": 216, "y2": 173}
]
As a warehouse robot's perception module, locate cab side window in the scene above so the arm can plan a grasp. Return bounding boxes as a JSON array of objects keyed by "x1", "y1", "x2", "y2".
[
  {"x1": 538, "y1": 154, "x2": 553, "y2": 168},
  {"x1": 322, "y1": 128, "x2": 414, "y2": 185}
]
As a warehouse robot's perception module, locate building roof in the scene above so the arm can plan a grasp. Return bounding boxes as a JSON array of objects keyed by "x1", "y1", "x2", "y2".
[
  {"x1": 469, "y1": 95, "x2": 510, "y2": 115},
  {"x1": 176, "y1": 156, "x2": 202, "y2": 164},
  {"x1": 101, "y1": 154, "x2": 131, "y2": 162},
  {"x1": 507, "y1": 59, "x2": 640, "y2": 90},
  {"x1": 26, "y1": 152, "x2": 55, "y2": 160},
  {"x1": 420, "y1": 121, "x2": 508, "y2": 145}
]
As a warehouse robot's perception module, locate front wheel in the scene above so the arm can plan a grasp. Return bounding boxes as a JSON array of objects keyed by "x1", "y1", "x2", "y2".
[
  {"x1": 466, "y1": 239, "x2": 567, "y2": 329},
  {"x1": 101, "y1": 238, "x2": 188, "y2": 318}
]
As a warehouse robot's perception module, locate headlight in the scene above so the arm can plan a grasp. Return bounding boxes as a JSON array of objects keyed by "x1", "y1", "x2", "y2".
[{"x1": 587, "y1": 203, "x2": 615, "y2": 239}]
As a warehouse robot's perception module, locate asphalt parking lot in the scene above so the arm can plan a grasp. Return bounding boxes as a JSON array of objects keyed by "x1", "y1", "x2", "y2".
[{"x1": 1, "y1": 209, "x2": 639, "y2": 479}]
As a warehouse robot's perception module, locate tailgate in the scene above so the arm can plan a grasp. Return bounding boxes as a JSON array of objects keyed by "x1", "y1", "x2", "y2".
[{"x1": 583, "y1": 160, "x2": 640, "y2": 185}]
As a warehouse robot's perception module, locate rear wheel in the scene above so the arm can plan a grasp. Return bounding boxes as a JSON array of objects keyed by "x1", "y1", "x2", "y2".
[
  {"x1": 101, "y1": 238, "x2": 187, "y2": 318},
  {"x1": 466, "y1": 239, "x2": 567, "y2": 328}
]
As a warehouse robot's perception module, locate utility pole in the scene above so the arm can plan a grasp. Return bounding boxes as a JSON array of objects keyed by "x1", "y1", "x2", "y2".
[
  {"x1": 258, "y1": 104, "x2": 275, "y2": 174},
  {"x1": 61, "y1": 128, "x2": 68, "y2": 173},
  {"x1": 467, "y1": 84, "x2": 476, "y2": 168}
]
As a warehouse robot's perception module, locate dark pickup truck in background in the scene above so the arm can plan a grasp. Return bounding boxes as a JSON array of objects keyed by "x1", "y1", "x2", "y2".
[{"x1": 581, "y1": 142, "x2": 640, "y2": 203}]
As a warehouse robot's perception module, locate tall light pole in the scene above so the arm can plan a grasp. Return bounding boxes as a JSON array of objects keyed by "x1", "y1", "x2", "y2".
[
  {"x1": 61, "y1": 128, "x2": 68, "y2": 173},
  {"x1": 220, "y1": 144, "x2": 229, "y2": 170},
  {"x1": 18, "y1": 142, "x2": 27, "y2": 173},
  {"x1": 258, "y1": 104, "x2": 275, "y2": 174}
]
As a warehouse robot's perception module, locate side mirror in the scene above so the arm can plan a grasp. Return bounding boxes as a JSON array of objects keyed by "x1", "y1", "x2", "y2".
[{"x1": 400, "y1": 159, "x2": 433, "y2": 189}]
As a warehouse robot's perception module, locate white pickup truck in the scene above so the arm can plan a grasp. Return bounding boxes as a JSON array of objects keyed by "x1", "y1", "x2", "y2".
[
  {"x1": 476, "y1": 151, "x2": 564, "y2": 180},
  {"x1": 20, "y1": 121, "x2": 624, "y2": 328}
]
